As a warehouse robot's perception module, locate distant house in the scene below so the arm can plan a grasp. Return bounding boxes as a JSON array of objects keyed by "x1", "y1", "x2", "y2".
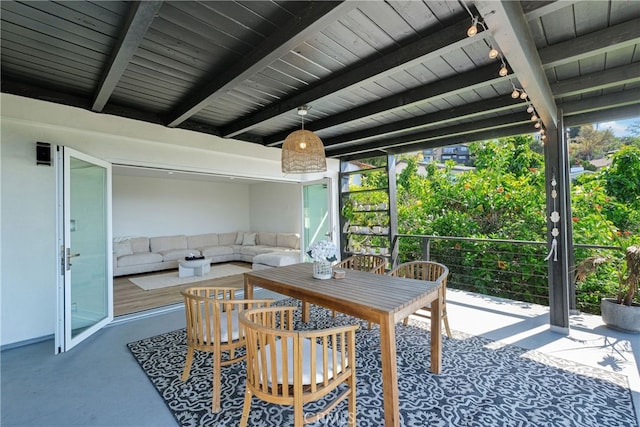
[
  {"x1": 423, "y1": 144, "x2": 471, "y2": 166},
  {"x1": 589, "y1": 157, "x2": 613, "y2": 170}
]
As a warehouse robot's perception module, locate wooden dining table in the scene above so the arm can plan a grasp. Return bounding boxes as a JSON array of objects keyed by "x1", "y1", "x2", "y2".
[{"x1": 243, "y1": 262, "x2": 442, "y2": 427}]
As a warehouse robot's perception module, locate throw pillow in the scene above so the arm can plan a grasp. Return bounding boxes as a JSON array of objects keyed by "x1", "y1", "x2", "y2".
[
  {"x1": 242, "y1": 232, "x2": 256, "y2": 246},
  {"x1": 277, "y1": 233, "x2": 300, "y2": 249},
  {"x1": 114, "y1": 240, "x2": 133, "y2": 258},
  {"x1": 235, "y1": 231, "x2": 246, "y2": 245}
]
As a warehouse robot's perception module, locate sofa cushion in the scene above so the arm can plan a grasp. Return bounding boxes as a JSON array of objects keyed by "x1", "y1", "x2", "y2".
[
  {"x1": 257, "y1": 232, "x2": 277, "y2": 247},
  {"x1": 117, "y1": 252, "x2": 163, "y2": 267},
  {"x1": 200, "y1": 246, "x2": 234, "y2": 257},
  {"x1": 219, "y1": 232, "x2": 237, "y2": 246},
  {"x1": 114, "y1": 240, "x2": 133, "y2": 258},
  {"x1": 188, "y1": 233, "x2": 218, "y2": 249},
  {"x1": 242, "y1": 232, "x2": 256, "y2": 246},
  {"x1": 277, "y1": 233, "x2": 300, "y2": 249},
  {"x1": 130, "y1": 237, "x2": 150, "y2": 253},
  {"x1": 253, "y1": 251, "x2": 300, "y2": 267},
  {"x1": 150, "y1": 235, "x2": 188, "y2": 253},
  {"x1": 239, "y1": 245, "x2": 262, "y2": 257},
  {"x1": 160, "y1": 248, "x2": 198, "y2": 262}
]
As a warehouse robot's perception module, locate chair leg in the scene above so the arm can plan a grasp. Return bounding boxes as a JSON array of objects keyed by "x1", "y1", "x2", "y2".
[
  {"x1": 347, "y1": 375, "x2": 356, "y2": 426},
  {"x1": 332, "y1": 309, "x2": 337, "y2": 318},
  {"x1": 443, "y1": 314, "x2": 452, "y2": 338},
  {"x1": 402, "y1": 317, "x2": 409, "y2": 326},
  {"x1": 294, "y1": 401, "x2": 304, "y2": 427},
  {"x1": 212, "y1": 354, "x2": 221, "y2": 413},
  {"x1": 181, "y1": 347, "x2": 194, "y2": 381},
  {"x1": 239, "y1": 389, "x2": 253, "y2": 427}
]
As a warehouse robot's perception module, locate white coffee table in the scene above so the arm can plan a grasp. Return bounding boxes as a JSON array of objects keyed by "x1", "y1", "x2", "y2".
[{"x1": 178, "y1": 258, "x2": 212, "y2": 277}]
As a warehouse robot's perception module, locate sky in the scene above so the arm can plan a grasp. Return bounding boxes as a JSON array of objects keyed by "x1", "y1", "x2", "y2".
[{"x1": 594, "y1": 117, "x2": 639, "y2": 137}]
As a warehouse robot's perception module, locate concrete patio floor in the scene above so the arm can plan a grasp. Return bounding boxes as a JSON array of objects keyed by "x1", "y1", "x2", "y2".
[{"x1": 1, "y1": 288, "x2": 638, "y2": 426}]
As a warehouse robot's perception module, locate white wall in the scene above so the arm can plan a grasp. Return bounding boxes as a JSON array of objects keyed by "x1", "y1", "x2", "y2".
[
  {"x1": 1, "y1": 94, "x2": 337, "y2": 347},
  {"x1": 249, "y1": 182, "x2": 301, "y2": 233},
  {"x1": 1, "y1": 130, "x2": 58, "y2": 346},
  {"x1": 113, "y1": 175, "x2": 252, "y2": 237}
]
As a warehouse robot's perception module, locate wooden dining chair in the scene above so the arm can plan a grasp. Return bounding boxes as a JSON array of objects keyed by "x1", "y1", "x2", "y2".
[
  {"x1": 332, "y1": 254, "x2": 387, "y2": 327},
  {"x1": 333, "y1": 254, "x2": 387, "y2": 275},
  {"x1": 387, "y1": 261, "x2": 452, "y2": 338},
  {"x1": 181, "y1": 287, "x2": 273, "y2": 412},
  {"x1": 239, "y1": 306, "x2": 359, "y2": 427}
]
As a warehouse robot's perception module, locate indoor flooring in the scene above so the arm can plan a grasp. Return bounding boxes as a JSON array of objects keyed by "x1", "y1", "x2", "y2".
[{"x1": 113, "y1": 261, "x2": 250, "y2": 316}]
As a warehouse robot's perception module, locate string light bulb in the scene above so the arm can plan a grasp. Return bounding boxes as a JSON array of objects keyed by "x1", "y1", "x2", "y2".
[
  {"x1": 526, "y1": 106, "x2": 534, "y2": 113},
  {"x1": 534, "y1": 121, "x2": 542, "y2": 129},
  {"x1": 467, "y1": 17, "x2": 479, "y2": 37},
  {"x1": 499, "y1": 64, "x2": 509, "y2": 76},
  {"x1": 489, "y1": 47, "x2": 499, "y2": 59},
  {"x1": 519, "y1": 91, "x2": 528, "y2": 100},
  {"x1": 511, "y1": 89, "x2": 520, "y2": 98},
  {"x1": 530, "y1": 114, "x2": 538, "y2": 121}
]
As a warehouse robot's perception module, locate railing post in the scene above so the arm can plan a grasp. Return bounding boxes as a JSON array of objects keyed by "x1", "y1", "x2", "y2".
[{"x1": 421, "y1": 237, "x2": 431, "y2": 261}]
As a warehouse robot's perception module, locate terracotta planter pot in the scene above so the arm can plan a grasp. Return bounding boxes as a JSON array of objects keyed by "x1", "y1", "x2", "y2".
[{"x1": 601, "y1": 298, "x2": 640, "y2": 333}]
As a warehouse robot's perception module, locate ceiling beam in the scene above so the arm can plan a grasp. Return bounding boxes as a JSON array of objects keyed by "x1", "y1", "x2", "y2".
[
  {"x1": 326, "y1": 111, "x2": 532, "y2": 156},
  {"x1": 222, "y1": 17, "x2": 489, "y2": 138},
  {"x1": 539, "y1": 18, "x2": 640, "y2": 69},
  {"x1": 331, "y1": 121, "x2": 536, "y2": 159},
  {"x1": 320, "y1": 95, "x2": 526, "y2": 149},
  {"x1": 522, "y1": 1, "x2": 577, "y2": 21},
  {"x1": 560, "y1": 89, "x2": 640, "y2": 116},
  {"x1": 476, "y1": 0, "x2": 557, "y2": 128},
  {"x1": 551, "y1": 64, "x2": 640, "y2": 97},
  {"x1": 266, "y1": 63, "x2": 505, "y2": 146},
  {"x1": 165, "y1": 1, "x2": 356, "y2": 128},
  {"x1": 564, "y1": 104, "x2": 640, "y2": 128},
  {"x1": 91, "y1": 1, "x2": 162, "y2": 112},
  {"x1": 388, "y1": 122, "x2": 537, "y2": 156}
]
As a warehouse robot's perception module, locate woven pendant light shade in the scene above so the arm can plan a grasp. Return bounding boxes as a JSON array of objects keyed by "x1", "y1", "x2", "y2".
[{"x1": 281, "y1": 129, "x2": 327, "y2": 173}]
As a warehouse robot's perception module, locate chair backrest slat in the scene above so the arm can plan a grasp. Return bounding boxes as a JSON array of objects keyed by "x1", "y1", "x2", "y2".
[
  {"x1": 334, "y1": 254, "x2": 386, "y2": 274},
  {"x1": 239, "y1": 306, "x2": 359, "y2": 423}
]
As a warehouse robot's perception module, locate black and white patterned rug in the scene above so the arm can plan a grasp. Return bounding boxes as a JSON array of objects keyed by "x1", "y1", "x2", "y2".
[{"x1": 127, "y1": 299, "x2": 637, "y2": 427}]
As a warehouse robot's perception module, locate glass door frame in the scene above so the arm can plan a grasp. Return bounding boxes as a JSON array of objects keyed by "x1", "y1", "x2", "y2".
[
  {"x1": 301, "y1": 178, "x2": 335, "y2": 261},
  {"x1": 55, "y1": 146, "x2": 113, "y2": 353}
]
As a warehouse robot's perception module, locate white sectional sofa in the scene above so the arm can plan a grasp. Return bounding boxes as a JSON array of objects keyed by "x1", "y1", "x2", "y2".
[{"x1": 113, "y1": 231, "x2": 300, "y2": 277}]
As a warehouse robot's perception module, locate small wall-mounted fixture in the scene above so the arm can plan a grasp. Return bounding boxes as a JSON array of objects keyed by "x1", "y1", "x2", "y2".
[{"x1": 36, "y1": 142, "x2": 52, "y2": 166}]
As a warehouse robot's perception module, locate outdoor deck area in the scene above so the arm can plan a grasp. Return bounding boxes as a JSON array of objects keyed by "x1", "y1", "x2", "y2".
[{"x1": 2, "y1": 287, "x2": 638, "y2": 426}]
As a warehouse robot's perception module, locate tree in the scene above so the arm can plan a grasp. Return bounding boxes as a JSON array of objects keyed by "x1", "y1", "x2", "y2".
[
  {"x1": 570, "y1": 125, "x2": 616, "y2": 162},
  {"x1": 602, "y1": 145, "x2": 640, "y2": 207}
]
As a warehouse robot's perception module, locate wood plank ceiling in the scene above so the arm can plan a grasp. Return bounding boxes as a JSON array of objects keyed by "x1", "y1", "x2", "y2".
[{"x1": 2, "y1": 0, "x2": 639, "y2": 161}]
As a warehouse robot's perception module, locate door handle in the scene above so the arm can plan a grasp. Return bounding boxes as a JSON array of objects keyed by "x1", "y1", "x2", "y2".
[{"x1": 66, "y1": 248, "x2": 80, "y2": 270}]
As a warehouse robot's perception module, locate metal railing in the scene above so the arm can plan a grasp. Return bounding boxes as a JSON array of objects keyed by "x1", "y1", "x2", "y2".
[{"x1": 391, "y1": 234, "x2": 623, "y2": 314}]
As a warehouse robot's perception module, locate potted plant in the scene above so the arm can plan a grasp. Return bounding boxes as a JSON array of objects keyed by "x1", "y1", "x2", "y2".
[{"x1": 575, "y1": 245, "x2": 640, "y2": 332}]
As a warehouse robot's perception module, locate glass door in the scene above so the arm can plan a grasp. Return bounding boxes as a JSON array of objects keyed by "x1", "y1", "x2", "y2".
[
  {"x1": 56, "y1": 147, "x2": 112, "y2": 353},
  {"x1": 302, "y1": 180, "x2": 333, "y2": 261}
]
